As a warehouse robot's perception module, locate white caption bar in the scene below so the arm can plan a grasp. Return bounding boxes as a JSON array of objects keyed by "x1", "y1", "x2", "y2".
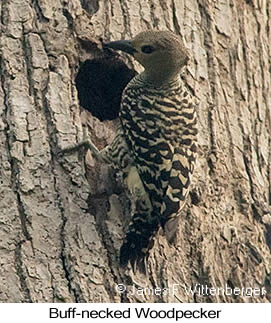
[{"x1": 0, "y1": 303, "x2": 270, "y2": 322}]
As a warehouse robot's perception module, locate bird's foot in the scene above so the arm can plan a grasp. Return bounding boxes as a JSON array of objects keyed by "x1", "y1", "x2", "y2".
[{"x1": 57, "y1": 126, "x2": 101, "y2": 160}]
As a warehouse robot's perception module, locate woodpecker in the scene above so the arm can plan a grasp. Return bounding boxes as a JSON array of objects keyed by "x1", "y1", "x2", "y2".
[{"x1": 63, "y1": 31, "x2": 197, "y2": 271}]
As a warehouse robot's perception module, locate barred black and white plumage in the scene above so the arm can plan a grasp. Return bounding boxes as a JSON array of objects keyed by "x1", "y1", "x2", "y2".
[
  {"x1": 61, "y1": 30, "x2": 197, "y2": 272},
  {"x1": 119, "y1": 74, "x2": 197, "y2": 269},
  {"x1": 104, "y1": 31, "x2": 197, "y2": 271}
]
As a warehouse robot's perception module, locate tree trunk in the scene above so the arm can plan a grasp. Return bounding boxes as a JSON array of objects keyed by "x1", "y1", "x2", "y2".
[{"x1": 0, "y1": 0, "x2": 270, "y2": 303}]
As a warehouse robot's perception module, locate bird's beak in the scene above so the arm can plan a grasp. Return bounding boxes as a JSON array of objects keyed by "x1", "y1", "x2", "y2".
[{"x1": 103, "y1": 40, "x2": 137, "y2": 55}]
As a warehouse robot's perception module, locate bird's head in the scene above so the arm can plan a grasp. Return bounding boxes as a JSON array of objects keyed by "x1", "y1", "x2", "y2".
[{"x1": 104, "y1": 31, "x2": 189, "y2": 85}]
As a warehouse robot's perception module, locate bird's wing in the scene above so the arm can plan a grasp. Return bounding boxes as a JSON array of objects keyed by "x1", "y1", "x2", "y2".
[
  {"x1": 119, "y1": 85, "x2": 197, "y2": 270},
  {"x1": 120, "y1": 87, "x2": 195, "y2": 222}
]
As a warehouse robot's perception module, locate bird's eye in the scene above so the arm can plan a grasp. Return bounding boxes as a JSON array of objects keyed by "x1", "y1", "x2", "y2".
[{"x1": 141, "y1": 45, "x2": 155, "y2": 54}]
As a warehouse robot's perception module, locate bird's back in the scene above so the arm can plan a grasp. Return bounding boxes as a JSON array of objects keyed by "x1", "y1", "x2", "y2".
[{"x1": 119, "y1": 74, "x2": 197, "y2": 268}]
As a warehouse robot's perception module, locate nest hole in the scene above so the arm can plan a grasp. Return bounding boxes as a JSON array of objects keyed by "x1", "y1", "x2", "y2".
[{"x1": 75, "y1": 52, "x2": 136, "y2": 121}]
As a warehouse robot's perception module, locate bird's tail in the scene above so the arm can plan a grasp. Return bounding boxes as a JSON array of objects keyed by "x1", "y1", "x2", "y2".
[{"x1": 119, "y1": 202, "x2": 159, "y2": 273}]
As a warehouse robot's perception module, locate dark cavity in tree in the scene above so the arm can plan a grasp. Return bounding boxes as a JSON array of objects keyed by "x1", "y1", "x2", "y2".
[{"x1": 75, "y1": 52, "x2": 136, "y2": 121}]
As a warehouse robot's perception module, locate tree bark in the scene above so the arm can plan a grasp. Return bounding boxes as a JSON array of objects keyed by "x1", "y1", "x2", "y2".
[{"x1": 0, "y1": 0, "x2": 270, "y2": 302}]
